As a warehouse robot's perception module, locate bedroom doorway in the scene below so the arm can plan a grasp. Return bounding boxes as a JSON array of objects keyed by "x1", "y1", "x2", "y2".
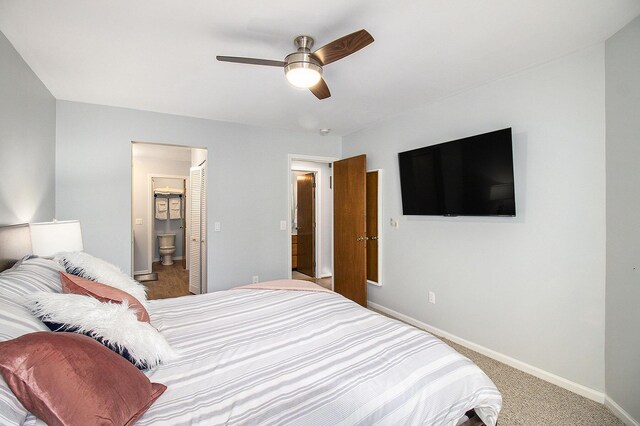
[
  {"x1": 288, "y1": 155, "x2": 337, "y2": 290},
  {"x1": 131, "y1": 142, "x2": 208, "y2": 299}
]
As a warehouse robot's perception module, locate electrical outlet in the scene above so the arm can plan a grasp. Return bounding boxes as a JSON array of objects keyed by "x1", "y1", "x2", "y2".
[
  {"x1": 390, "y1": 218, "x2": 399, "y2": 229},
  {"x1": 252, "y1": 275, "x2": 259, "y2": 284},
  {"x1": 214, "y1": 222, "x2": 221, "y2": 232},
  {"x1": 428, "y1": 291, "x2": 436, "y2": 304},
  {"x1": 280, "y1": 220, "x2": 287, "y2": 231}
]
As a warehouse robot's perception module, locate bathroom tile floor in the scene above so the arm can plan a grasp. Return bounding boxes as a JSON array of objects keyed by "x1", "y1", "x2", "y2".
[{"x1": 144, "y1": 261, "x2": 191, "y2": 300}]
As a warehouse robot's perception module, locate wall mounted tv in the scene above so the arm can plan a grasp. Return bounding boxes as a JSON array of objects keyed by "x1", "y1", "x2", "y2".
[{"x1": 398, "y1": 128, "x2": 516, "y2": 216}]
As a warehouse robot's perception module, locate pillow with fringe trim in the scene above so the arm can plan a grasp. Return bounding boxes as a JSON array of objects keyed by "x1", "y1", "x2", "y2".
[
  {"x1": 24, "y1": 293, "x2": 177, "y2": 370},
  {"x1": 55, "y1": 252, "x2": 147, "y2": 304}
]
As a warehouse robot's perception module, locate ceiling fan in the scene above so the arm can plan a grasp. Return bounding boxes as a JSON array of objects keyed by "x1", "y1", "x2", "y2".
[{"x1": 216, "y1": 29, "x2": 374, "y2": 100}]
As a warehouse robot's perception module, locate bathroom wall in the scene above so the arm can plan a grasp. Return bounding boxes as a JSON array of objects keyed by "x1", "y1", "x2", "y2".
[
  {"x1": 153, "y1": 177, "x2": 185, "y2": 263},
  {"x1": 132, "y1": 144, "x2": 191, "y2": 274}
]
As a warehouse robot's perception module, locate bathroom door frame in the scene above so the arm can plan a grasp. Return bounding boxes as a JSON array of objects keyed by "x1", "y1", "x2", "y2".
[
  {"x1": 147, "y1": 173, "x2": 189, "y2": 274},
  {"x1": 288, "y1": 154, "x2": 338, "y2": 285}
]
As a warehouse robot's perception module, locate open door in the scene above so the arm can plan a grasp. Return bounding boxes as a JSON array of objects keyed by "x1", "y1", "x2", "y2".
[
  {"x1": 297, "y1": 173, "x2": 315, "y2": 278},
  {"x1": 182, "y1": 179, "x2": 187, "y2": 270},
  {"x1": 189, "y1": 165, "x2": 206, "y2": 294},
  {"x1": 333, "y1": 154, "x2": 367, "y2": 306}
]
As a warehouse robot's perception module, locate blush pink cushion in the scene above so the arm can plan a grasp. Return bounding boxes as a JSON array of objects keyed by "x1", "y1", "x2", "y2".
[
  {"x1": 60, "y1": 272, "x2": 150, "y2": 322},
  {"x1": 0, "y1": 332, "x2": 166, "y2": 426}
]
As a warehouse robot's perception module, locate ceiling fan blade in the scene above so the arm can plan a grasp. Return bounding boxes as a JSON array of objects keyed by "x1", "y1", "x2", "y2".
[
  {"x1": 312, "y1": 29, "x2": 374, "y2": 66},
  {"x1": 216, "y1": 56, "x2": 286, "y2": 67},
  {"x1": 309, "y1": 78, "x2": 331, "y2": 100}
]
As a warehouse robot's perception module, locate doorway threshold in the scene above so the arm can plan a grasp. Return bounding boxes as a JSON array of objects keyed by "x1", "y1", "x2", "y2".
[{"x1": 135, "y1": 272, "x2": 158, "y2": 282}]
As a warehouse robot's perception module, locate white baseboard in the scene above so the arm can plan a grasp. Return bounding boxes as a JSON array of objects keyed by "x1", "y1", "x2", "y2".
[
  {"x1": 605, "y1": 396, "x2": 639, "y2": 426},
  {"x1": 367, "y1": 301, "x2": 605, "y2": 404},
  {"x1": 134, "y1": 269, "x2": 151, "y2": 275}
]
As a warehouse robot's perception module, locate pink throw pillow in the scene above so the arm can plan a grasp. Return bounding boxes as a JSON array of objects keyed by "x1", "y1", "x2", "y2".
[
  {"x1": 60, "y1": 272, "x2": 150, "y2": 322},
  {"x1": 0, "y1": 332, "x2": 166, "y2": 426}
]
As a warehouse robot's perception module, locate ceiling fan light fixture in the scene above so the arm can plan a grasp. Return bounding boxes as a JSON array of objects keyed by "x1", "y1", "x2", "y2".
[{"x1": 285, "y1": 62, "x2": 322, "y2": 88}]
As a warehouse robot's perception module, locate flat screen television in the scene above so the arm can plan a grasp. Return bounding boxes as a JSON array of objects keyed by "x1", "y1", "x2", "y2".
[{"x1": 398, "y1": 128, "x2": 515, "y2": 216}]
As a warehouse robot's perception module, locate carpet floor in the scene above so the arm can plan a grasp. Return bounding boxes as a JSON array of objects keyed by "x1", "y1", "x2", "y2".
[
  {"x1": 372, "y1": 307, "x2": 622, "y2": 425},
  {"x1": 444, "y1": 339, "x2": 622, "y2": 425}
]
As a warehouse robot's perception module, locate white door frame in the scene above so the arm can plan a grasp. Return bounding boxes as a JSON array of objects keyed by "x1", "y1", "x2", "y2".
[
  {"x1": 287, "y1": 155, "x2": 338, "y2": 287},
  {"x1": 147, "y1": 174, "x2": 189, "y2": 273},
  {"x1": 291, "y1": 168, "x2": 320, "y2": 278}
]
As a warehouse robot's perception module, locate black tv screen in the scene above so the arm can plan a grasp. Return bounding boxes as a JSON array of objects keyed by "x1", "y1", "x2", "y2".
[{"x1": 398, "y1": 128, "x2": 515, "y2": 216}]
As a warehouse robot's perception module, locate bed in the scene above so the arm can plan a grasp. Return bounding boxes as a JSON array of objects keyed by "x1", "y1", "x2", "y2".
[{"x1": 0, "y1": 224, "x2": 501, "y2": 425}]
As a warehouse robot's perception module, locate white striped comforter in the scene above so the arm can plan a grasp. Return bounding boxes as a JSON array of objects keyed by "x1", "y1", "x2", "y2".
[{"x1": 138, "y1": 288, "x2": 501, "y2": 425}]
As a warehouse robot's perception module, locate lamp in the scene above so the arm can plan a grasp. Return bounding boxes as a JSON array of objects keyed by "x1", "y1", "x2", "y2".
[
  {"x1": 284, "y1": 50, "x2": 322, "y2": 89},
  {"x1": 29, "y1": 220, "x2": 84, "y2": 257},
  {"x1": 285, "y1": 64, "x2": 322, "y2": 88}
]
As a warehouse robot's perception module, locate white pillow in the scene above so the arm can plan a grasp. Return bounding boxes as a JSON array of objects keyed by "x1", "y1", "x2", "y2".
[
  {"x1": 24, "y1": 292, "x2": 177, "y2": 369},
  {"x1": 55, "y1": 252, "x2": 147, "y2": 304},
  {"x1": 0, "y1": 257, "x2": 64, "y2": 426}
]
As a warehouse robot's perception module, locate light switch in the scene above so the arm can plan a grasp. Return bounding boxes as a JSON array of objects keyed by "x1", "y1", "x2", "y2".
[
  {"x1": 280, "y1": 220, "x2": 287, "y2": 231},
  {"x1": 135, "y1": 218, "x2": 143, "y2": 225},
  {"x1": 214, "y1": 222, "x2": 221, "y2": 232}
]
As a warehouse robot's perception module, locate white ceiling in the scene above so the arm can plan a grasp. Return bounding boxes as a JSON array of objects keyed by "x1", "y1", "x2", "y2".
[{"x1": 1, "y1": 1, "x2": 639, "y2": 136}]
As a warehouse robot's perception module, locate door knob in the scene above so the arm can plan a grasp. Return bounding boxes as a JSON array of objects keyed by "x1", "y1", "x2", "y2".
[
  {"x1": 368, "y1": 236, "x2": 378, "y2": 240},
  {"x1": 356, "y1": 236, "x2": 367, "y2": 241}
]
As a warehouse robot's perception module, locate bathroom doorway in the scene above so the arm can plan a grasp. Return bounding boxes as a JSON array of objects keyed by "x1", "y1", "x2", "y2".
[
  {"x1": 288, "y1": 155, "x2": 337, "y2": 290},
  {"x1": 131, "y1": 142, "x2": 208, "y2": 300}
]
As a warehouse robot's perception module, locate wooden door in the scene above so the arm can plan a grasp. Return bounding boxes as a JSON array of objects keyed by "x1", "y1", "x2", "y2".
[
  {"x1": 334, "y1": 155, "x2": 367, "y2": 306},
  {"x1": 366, "y1": 171, "x2": 378, "y2": 283},
  {"x1": 297, "y1": 173, "x2": 315, "y2": 277}
]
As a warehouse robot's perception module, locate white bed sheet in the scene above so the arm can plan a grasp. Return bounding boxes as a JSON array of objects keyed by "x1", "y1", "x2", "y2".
[{"x1": 135, "y1": 288, "x2": 501, "y2": 425}]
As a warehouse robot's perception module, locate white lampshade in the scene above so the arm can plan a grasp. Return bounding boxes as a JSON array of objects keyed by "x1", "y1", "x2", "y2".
[{"x1": 29, "y1": 220, "x2": 84, "y2": 257}]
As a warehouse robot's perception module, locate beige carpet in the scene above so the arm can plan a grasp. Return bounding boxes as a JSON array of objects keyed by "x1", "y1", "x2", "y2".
[
  {"x1": 371, "y1": 309, "x2": 622, "y2": 425},
  {"x1": 445, "y1": 339, "x2": 622, "y2": 425}
]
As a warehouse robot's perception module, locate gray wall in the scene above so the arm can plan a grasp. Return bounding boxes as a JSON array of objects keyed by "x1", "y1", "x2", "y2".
[
  {"x1": 0, "y1": 31, "x2": 55, "y2": 225},
  {"x1": 55, "y1": 101, "x2": 342, "y2": 291},
  {"x1": 605, "y1": 15, "x2": 640, "y2": 423},
  {"x1": 343, "y1": 45, "x2": 607, "y2": 392}
]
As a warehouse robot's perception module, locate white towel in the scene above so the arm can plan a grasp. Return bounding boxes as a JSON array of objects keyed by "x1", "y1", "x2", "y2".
[
  {"x1": 169, "y1": 198, "x2": 181, "y2": 219},
  {"x1": 155, "y1": 198, "x2": 168, "y2": 220}
]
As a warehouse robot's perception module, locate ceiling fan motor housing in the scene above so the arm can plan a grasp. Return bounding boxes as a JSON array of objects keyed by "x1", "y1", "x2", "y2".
[
  {"x1": 284, "y1": 36, "x2": 322, "y2": 87},
  {"x1": 284, "y1": 52, "x2": 322, "y2": 75}
]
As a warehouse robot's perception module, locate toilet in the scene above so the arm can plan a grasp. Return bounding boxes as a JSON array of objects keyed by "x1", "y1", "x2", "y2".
[{"x1": 157, "y1": 233, "x2": 176, "y2": 266}]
